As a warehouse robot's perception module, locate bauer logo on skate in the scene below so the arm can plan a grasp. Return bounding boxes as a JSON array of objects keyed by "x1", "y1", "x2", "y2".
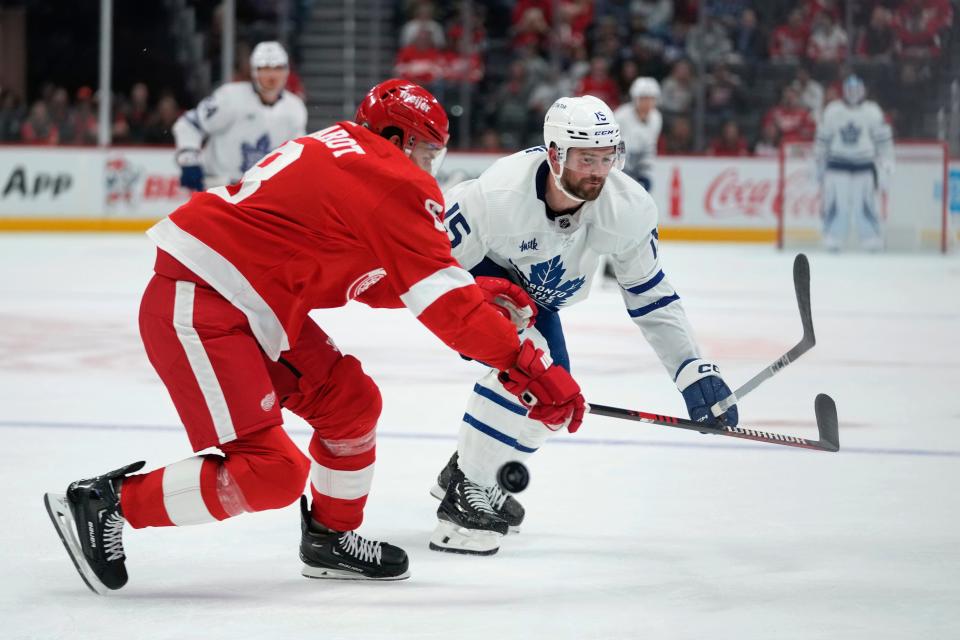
[{"x1": 346, "y1": 268, "x2": 387, "y2": 301}]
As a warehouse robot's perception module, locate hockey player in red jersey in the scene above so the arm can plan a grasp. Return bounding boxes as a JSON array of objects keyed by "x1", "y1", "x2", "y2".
[{"x1": 43, "y1": 79, "x2": 585, "y2": 593}]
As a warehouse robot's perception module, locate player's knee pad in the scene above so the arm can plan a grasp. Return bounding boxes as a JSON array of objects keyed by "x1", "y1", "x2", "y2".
[
  {"x1": 289, "y1": 355, "x2": 382, "y2": 457},
  {"x1": 220, "y1": 425, "x2": 310, "y2": 513}
]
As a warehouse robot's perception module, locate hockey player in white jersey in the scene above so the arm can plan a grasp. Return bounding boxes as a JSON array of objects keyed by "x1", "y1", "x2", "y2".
[
  {"x1": 614, "y1": 77, "x2": 662, "y2": 191},
  {"x1": 814, "y1": 75, "x2": 894, "y2": 251},
  {"x1": 173, "y1": 41, "x2": 308, "y2": 191},
  {"x1": 429, "y1": 96, "x2": 739, "y2": 555}
]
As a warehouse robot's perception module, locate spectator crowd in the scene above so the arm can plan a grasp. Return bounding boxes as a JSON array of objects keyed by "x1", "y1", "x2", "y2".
[
  {"x1": 2, "y1": 0, "x2": 954, "y2": 155},
  {"x1": 393, "y1": 0, "x2": 955, "y2": 153},
  {"x1": 0, "y1": 83, "x2": 183, "y2": 146}
]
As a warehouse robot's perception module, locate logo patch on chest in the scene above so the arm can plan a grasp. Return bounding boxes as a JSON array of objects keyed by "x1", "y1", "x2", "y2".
[
  {"x1": 511, "y1": 256, "x2": 585, "y2": 311},
  {"x1": 519, "y1": 238, "x2": 539, "y2": 252}
]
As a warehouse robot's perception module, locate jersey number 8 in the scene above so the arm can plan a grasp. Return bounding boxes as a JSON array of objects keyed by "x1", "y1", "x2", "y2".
[{"x1": 210, "y1": 140, "x2": 304, "y2": 204}]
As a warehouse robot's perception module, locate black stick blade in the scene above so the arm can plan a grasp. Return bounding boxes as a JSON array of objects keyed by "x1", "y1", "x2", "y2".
[
  {"x1": 793, "y1": 253, "x2": 815, "y2": 345},
  {"x1": 814, "y1": 393, "x2": 839, "y2": 452}
]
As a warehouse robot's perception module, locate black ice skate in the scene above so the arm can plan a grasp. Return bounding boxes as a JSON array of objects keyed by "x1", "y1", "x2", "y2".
[
  {"x1": 430, "y1": 451, "x2": 525, "y2": 533},
  {"x1": 43, "y1": 461, "x2": 145, "y2": 595},
  {"x1": 430, "y1": 466, "x2": 509, "y2": 555},
  {"x1": 298, "y1": 496, "x2": 409, "y2": 581}
]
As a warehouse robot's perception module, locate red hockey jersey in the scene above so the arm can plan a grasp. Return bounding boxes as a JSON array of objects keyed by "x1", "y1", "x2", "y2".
[{"x1": 147, "y1": 122, "x2": 520, "y2": 369}]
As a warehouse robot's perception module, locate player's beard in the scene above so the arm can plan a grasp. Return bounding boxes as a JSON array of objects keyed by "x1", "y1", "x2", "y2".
[{"x1": 561, "y1": 171, "x2": 605, "y2": 201}]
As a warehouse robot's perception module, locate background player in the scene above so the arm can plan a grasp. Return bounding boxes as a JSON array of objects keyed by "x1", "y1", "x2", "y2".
[
  {"x1": 607, "y1": 77, "x2": 663, "y2": 280},
  {"x1": 614, "y1": 77, "x2": 662, "y2": 192},
  {"x1": 814, "y1": 75, "x2": 894, "y2": 251},
  {"x1": 43, "y1": 79, "x2": 585, "y2": 593},
  {"x1": 173, "y1": 41, "x2": 308, "y2": 191},
  {"x1": 428, "y1": 95, "x2": 738, "y2": 556}
]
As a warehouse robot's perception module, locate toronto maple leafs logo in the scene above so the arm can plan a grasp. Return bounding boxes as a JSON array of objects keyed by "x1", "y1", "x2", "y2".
[
  {"x1": 511, "y1": 256, "x2": 585, "y2": 310},
  {"x1": 240, "y1": 134, "x2": 271, "y2": 173},
  {"x1": 839, "y1": 122, "x2": 861, "y2": 145}
]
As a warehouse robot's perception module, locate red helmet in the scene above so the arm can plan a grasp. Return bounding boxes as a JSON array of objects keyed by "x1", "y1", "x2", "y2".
[{"x1": 355, "y1": 79, "x2": 450, "y2": 152}]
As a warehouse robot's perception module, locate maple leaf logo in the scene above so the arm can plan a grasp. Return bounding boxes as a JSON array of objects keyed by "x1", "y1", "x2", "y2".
[
  {"x1": 512, "y1": 256, "x2": 585, "y2": 311},
  {"x1": 240, "y1": 134, "x2": 271, "y2": 173}
]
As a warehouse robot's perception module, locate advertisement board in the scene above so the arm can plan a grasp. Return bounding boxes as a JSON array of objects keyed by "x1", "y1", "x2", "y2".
[{"x1": 1, "y1": 145, "x2": 957, "y2": 245}]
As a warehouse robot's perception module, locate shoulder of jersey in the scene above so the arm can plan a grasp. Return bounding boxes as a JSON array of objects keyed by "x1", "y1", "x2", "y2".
[
  {"x1": 594, "y1": 171, "x2": 658, "y2": 238},
  {"x1": 215, "y1": 82, "x2": 256, "y2": 101},
  {"x1": 863, "y1": 100, "x2": 884, "y2": 117},
  {"x1": 327, "y1": 122, "x2": 439, "y2": 193},
  {"x1": 479, "y1": 147, "x2": 546, "y2": 188},
  {"x1": 283, "y1": 90, "x2": 308, "y2": 111}
]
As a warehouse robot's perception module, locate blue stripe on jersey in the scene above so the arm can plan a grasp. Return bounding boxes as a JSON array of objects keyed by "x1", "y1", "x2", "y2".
[
  {"x1": 468, "y1": 257, "x2": 512, "y2": 280},
  {"x1": 628, "y1": 293, "x2": 680, "y2": 317},
  {"x1": 463, "y1": 413, "x2": 539, "y2": 453},
  {"x1": 473, "y1": 384, "x2": 528, "y2": 416},
  {"x1": 623, "y1": 270, "x2": 665, "y2": 295},
  {"x1": 185, "y1": 112, "x2": 204, "y2": 132}
]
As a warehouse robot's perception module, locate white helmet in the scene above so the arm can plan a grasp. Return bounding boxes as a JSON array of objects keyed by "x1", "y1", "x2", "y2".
[
  {"x1": 250, "y1": 41, "x2": 289, "y2": 70},
  {"x1": 543, "y1": 95, "x2": 624, "y2": 202},
  {"x1": 629, "y1": 77, "x2": 661, "y2": 100}
]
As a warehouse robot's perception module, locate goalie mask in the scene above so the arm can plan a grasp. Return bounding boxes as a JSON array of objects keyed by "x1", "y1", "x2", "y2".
[
  {"x1": 543, "y1": 95, "x2": 625, "y2": 202},
  {"x1": 842, "y1": 75, "x2": 865, "y2": 105},
  {"x1": 355, "y1": 78, "x2": 450, "y2": 176}
]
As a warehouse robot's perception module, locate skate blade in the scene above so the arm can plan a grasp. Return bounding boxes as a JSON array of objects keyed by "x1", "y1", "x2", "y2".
[
  {"x1": 431, "y1": 485, "x2": 521, "y2": 535},
  {"x1": 429, "y1": 520, "x2": 502, "y2": 556},
  {"x1": 43, "y1": 493, "x2": 109, "y2": 595},
  {"x1": 301, "y1": 564, "x2": 410, "y2": 581}
]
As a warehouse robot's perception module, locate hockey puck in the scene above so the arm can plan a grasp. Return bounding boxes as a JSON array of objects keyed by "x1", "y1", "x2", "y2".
[{"x1": 497, "y1": 461, "x2": 530, "y2": 494}]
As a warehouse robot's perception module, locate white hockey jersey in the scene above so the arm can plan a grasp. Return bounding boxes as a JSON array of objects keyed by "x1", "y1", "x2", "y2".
[
  {"x1": 443, "y1": 147, "x2": 700, "y2": 375},
  {"x1": 173, "y1": 82, "x2": 308, "y2": 183},
  {"x1": 613, "y1": 104, "x2": 662, "y2": 182},
  {"x1": 814, "y1": 99, "x2": 893, "y2": 170}
]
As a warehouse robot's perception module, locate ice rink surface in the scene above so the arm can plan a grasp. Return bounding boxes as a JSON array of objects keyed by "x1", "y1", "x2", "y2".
[{"x1": 1, "y1": 234, "x2": 958, "y2": 640}]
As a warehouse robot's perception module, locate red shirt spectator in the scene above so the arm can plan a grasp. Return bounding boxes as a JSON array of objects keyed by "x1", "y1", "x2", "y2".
[
  {"x1": 20, "y1": 102, "x2": 59, "y2": 144},
  {"x1": 394, "y1": 29, "x2": 445, "y2": 85},
  {"x1": 893, "y1": 0, "x2": 953, "y2": 59},
  {"x1": 576, "y1": 57, "x2": 620, "y2": 109},
  {"x1": 770, "y1": 9, "x2": 809, "y2": 61},
  {"x1": 512, "y1": 0, "x2": 553, "y2": 26},
  {"x1": 763, "y1": 87, "x2": 815, "y2": 142},
  {"x1": 806, "y1": 14, "x2": 848, "y2": 62},
  {"x1": 802, "y1": 0, "x2": 842, "y2": 22},
  {"x1": 708, "y1": 121, "x2": 750, "y2": 156},
  {"x1": 444, "y1": 49, "x2": 484, "y2": 84}
]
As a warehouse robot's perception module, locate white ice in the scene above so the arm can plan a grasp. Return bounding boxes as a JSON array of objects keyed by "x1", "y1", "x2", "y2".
[{"x1": 1, "y1": 235, "x2": 958, "y2": 640}]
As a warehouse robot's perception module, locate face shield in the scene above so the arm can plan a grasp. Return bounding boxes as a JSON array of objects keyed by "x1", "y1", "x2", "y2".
[
  {"x1": 408, "y1": 140, "x2": 448, "y2": 176},
  {"x1": 560, "y1": 144, "x2": 625, "y2": 176}
]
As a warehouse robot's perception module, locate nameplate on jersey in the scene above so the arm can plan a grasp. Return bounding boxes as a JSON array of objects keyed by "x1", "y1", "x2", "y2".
[{"x1": 311, "y1": 125, "x2": 366, "y2": 158}]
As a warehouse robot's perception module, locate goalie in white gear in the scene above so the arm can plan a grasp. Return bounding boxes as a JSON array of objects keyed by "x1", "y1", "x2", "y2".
[
  {"x1": 428, "y1": 96, "x2": 739, "y2": 555},
  {"x1": 814, "y1": 75, "x2": 894, "y2": 251},
  {"x1": 172, "y1": 41, "x2": 308, "y2": 191}
]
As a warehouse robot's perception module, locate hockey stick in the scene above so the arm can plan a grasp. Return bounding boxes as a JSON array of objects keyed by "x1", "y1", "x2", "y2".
[
  {"x1": 710, "y1": 253, "x2": 815, "y2": 417},
  {"x1": 588, "y1": 393, "x2": 839, "y2": 452}
]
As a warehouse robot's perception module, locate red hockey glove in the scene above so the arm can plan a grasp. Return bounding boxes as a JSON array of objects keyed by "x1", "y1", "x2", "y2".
[
  {"x1": 475, "y1": 276, "x2": 537, "y2": 331},
  {"x1": 498, "y1": 339, "x2": 585, "y2": 433}
]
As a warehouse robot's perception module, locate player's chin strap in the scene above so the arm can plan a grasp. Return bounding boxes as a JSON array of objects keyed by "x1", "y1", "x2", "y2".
[
  {"x1": 549, "y1": 148, "x2": 586, "y2": 203},
  {"x1": 549, "y1": 167, "x2": 585, "y2": 203}
]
